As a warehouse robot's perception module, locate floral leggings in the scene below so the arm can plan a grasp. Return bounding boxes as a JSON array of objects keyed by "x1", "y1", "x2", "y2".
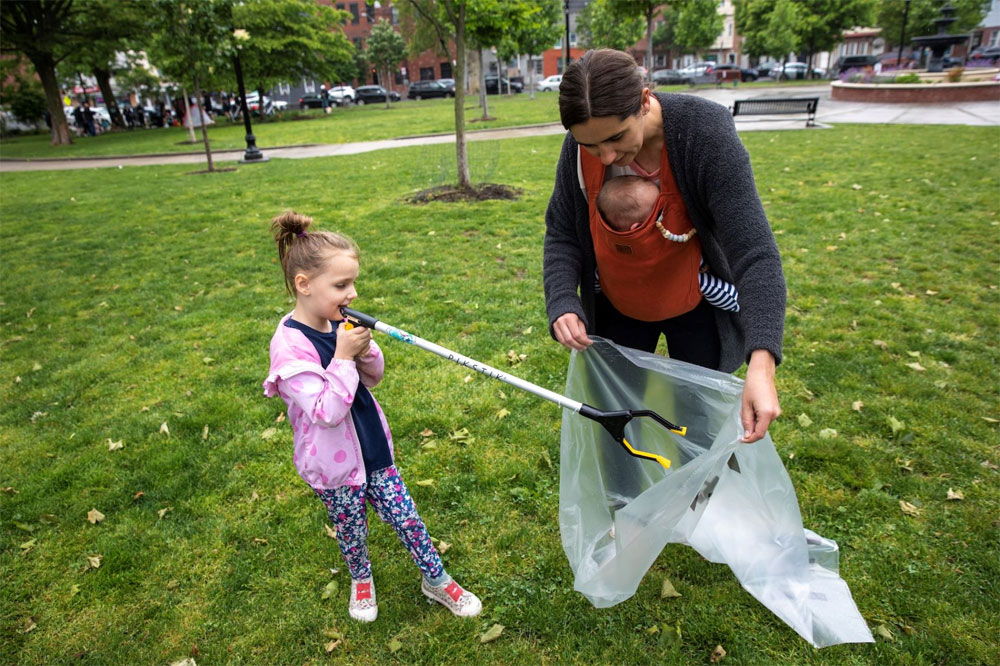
[{"x1": 314, "y1": 465, "x2": 444, "y2": 581}]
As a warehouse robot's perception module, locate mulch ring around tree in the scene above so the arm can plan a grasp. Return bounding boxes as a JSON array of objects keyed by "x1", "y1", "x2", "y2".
[{"x1": 405, "y1": 183, "x2": 522, "y2": 204}]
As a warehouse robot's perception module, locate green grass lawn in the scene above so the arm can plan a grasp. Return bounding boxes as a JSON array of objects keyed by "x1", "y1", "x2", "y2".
[
  {"x1": 0, "y1": 94, "x2": 561, "y2": 160},
  {"x1": 1, "y1": 124, "x2": 997, "y2": 666}
]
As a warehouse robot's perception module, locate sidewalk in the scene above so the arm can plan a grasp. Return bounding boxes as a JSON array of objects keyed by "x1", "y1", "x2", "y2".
[{"x1": 2, "y1": 85, "x2": 997, "y2": 172}]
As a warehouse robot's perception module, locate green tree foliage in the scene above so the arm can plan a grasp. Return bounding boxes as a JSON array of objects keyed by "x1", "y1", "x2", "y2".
[
  {"x1": 366, "y1": 18, "x2": 407, "y2": 107},
  {"x1": 674, "y1": 0, "x2": 724, "y2": 54},
  {"x1": 0, "y1": 0, "x2": 81, "y2": 145},
  {"x1": 877, "y1": 0, "x2": 988, "y2": 50},
  {"x1": 231, "y1": 0, "x2": 356, "y2": 94},
  {"x1": 3, "y1": 73, "x2": 48, "y2": 126},
  {"x1": 765, "y1": 0, "x2": 801, "y2": 63},
  {"x1": 509, "y1": 0, "x2": 561, "y2": 99},
  {"x1": 607, "y1": 0, "x2": 662, "y2": 76},
  {"x1": 577, "y1": 0, "x2": 645, "y2": 51}
]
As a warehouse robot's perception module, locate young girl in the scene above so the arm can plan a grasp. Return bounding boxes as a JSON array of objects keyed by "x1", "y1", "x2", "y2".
[{"x1": 263, "y1": 212, "x2": 482, "y2": 623}]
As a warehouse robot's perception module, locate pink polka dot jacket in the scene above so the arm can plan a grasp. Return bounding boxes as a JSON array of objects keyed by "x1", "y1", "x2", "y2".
[{"x1": 263, "y1": 313, "x2": 394, "y2": 489}]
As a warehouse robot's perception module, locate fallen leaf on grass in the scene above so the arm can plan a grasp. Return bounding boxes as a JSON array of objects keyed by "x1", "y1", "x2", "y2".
[
  {"x1": 86, "y1": 554, "x2": 102, "y2": 569},
  {"x1": 324, "y1": 639, "x2": 342, "y2": 653},
  {"x1": 19, "y1": 539, "x2": 36, "y2": 554},
  {"x1": 202, "y1": 425, "x2": 209, "y2": 440},
  {"x1": 819, "y1": 428, "x2": 838, "y2": 439},
  {"x1": 1, "y1": 487, "x2": 18, "y2": 494},
  {"x1": 169, "y1": 659, "x2": 197, "y2": 666},
  {"x1": 415, "y1": 479, "x2": 435, "y2": 487},
  {"x1": 159, "y1": 422, "x2": 170, "y2": 436},
  {"x1": 19, "y1": 618, "x2": 36, "y2": 634},
  {"x1": 14, "y1": 521, "x2": 34, "y2": 532},
  {"x1": 946, "y1": 488, "x2": 964, "y2": 501},
  {"x1": 899, "y1": 500, "x2": 920, "y2": 517},
  {"x1": 521, "y1": 326, "x2": 533, "y2": 336},
  {"x1": 158, "y1": 507, "x2": 172, "y2": 520},
  {"x1": 421, "y1": 440, "x2": 438, "y2": 451},
  {"x1": 420, "y1": 428, "x2": 434, "y2": 437},
  {"x1": 133, "y1": 491, "x2": 145, "y2": 501},
  {"x1": 388, "y1": 638, "x2": 403, "y2": 653},
  {"x1": 431, "y1": 537, "x2": 451, "y2": 554},
  {"x1": 658, "y1": 623, "x2": 682, "y2": 649},
  {"x1": 202, "y1": 357, "x2": 214, "y2": 365},
  {"x1": 69, "y1": 584, "x2": 81, "y2": 598},
  {"x1": 321, "y1": 581, "x2": 339, "y2": 599},
  {"x1": 873, "y1": 340, "x2": 888, "y2": 350},
  {"x1": 797, "y1": 413, "x2": 813, "y2": 428},
  {"x1": 449, "y1": 427, "x2": 474, "y2": 443},
  {"x1": 480, "y1": 623, "x2": 504, "y2": 643},
  {"x1": 887, "y1": 416, "x2": 905, "y2": 435},
  {"x1": 87, "y1": 508, "x2": 105, "y2": 524},
  {"x1": 496, "y1": 408, "x2": 510, "y2": 420},
  {"x1": 107, "y1": 438, "x2": 123, "y2": 451},
  {"x1": 710, "y1": 644, "x2": 727, "y2": 662},
  {"x1": 852, "y1": 401, "x2": 864, "y2": 412},
  {"x1": 660, "y1": 577, "x2": 681, "y2": 599},
  {"x1": 324, "y1": 524, "x2": 337, "y2": 539},
  {"x1": 874, "y1": 624, "x2": 894, "y2": 641},
  {"x1": 905, "y1": 362, "x2": 926, "y2": 372},
  {"x1": 260, "y1": 427, "x2": 277, "y2": 440},
  {"x1": 982, "y1": 417, "x2": 999, "y2": 424},
  {"x1": 906, "y1": 351, "x2": 921, "y2": 357}
]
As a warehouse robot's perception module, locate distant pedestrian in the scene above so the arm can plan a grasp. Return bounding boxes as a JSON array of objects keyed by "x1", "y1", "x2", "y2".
[
  {"x1": 72, "y1": 104, "x2": 85, "y2": 134},
  {"x1": 133, "y1": 104, "x2": 145, "y2": 128},
  {"x1": 82, "y1": 103, "x2": 96, "y2": 136},
  {"x1": 321, "y1": 84, "x2": 331, "y2": 114}
]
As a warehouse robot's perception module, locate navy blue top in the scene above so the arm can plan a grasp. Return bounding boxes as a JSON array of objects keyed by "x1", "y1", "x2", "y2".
[{"x1": 284, "y1": 318, "x2": 393, "y2": 476}]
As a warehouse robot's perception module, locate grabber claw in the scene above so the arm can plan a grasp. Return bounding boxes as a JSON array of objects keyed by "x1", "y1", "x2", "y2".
[{"x1": 578, "y1": 405, "x2": 684, "y2": 470}]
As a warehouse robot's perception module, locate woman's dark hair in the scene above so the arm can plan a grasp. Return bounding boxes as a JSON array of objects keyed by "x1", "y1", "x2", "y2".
[
  {"x1": 558, "y1": 49, "x2": 644, "y2": 129},
  {"x1": 270, "y1": 211, "x2": 359, "y2": 297}
]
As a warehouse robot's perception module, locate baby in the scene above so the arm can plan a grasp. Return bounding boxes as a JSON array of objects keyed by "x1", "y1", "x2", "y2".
[{"x1": 597, "y1": 176, "x2": 739, "y2": 313}]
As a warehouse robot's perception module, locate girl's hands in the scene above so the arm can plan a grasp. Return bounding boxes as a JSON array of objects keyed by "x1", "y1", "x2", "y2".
[
  {"x1": 740, "y1": 349, "x2": 781, "y2": 443},
  {"x1": 334, "y1": 322, "x2": 372, "y2": 360},
  {"x1": 553, "y1": 312, "x2": 592, "y2": 351}
]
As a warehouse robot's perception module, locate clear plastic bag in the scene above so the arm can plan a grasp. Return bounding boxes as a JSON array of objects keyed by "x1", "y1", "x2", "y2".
[{"x1": 559, "y1": 338, "x2": 873, "y2": 648}]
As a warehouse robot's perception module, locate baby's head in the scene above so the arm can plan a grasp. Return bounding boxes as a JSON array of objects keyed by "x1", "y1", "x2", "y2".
[
  {"x1": 270, "y1": 211, "x2": 359, "y2": 298},
  {"x1": 597, "y1": 176, "x2": 660, "y2": 232}
]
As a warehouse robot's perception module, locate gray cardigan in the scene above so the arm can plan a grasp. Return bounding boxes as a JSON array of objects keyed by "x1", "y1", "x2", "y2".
[{"x1": 542, "y1": 92, "x2": 786, "y2": 373}]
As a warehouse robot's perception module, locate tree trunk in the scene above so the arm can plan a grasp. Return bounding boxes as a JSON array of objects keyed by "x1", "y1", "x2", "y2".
[
  {"x1": 94, "y1": 66, "x2": 125, "y2": 129},
  {"x1": 478, "y1": 49, "x2": 489, "y2": 120},
  {"x1": 454, "y1": 4, "x2": 471, "y2": 189},
  {"x1": 384, "y1": 67, "x2": 391, "y2": 109},
  {"x1": 193, "y1": 77, "x2": 215, "y2": 172},
  {"x1": 35, "y1": 53, "x2": 72, "y2": 145},
  {"x1": 529, "y1": 55, "x2": 535, "y2": 101},
  {"x1": 182, "y1": 88, "x2": 197, "y2": 143},
  {"x1": 646, "y1": 5, "x2": 654, "y2": 84}
]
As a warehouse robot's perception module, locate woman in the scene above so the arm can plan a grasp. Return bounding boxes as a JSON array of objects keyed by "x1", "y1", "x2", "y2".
[{"x1": 543, "y1": 49, "x2": 784, "y2": 443}]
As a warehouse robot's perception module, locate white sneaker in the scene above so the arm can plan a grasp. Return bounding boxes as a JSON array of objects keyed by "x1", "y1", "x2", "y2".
[
  {"x1": 421, "y1": 577, "x2": 482, "y2": 617},
  {"x1": 349, "y1": 577, "x2": 378, "y2": 622}
]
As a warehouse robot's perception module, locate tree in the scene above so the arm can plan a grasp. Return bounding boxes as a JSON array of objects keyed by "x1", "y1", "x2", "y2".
[
  {"x1": 231, "y1": 0, "x2": 356, "y2": 110},
  {"x1": 608, "y1": 0, "x2": 661, "y2": 79},
  {"x1": 60, "y1": 0, "x2": 150, "y2": 130},
  {"x1": 578, "y1": 0, "x2": 645, "y2": 51},
  {"x1": 400, "y1": 0, "x2": 472, "y2": 188},
  {"x1": 765, "y1": 0, "x2": 801, "y2": 66},
  {"x1": 366, "y1": 19, "x2": 407, "y2": 108},
  {"x1": 793, "y1": 0, "x2": 877, "y2": 75},
  {"x1": 150, "y1": 0, "x2": 234, "y2": 172},
  {"x1": 510, "y1": 0, "x2": 561, "y2": 100},
  {"x1": 674, "y1": 0, "x2": 724, "y2": 55},
  {"x1": 734, "y1": 0, "x2": 774, "y2": 60},
  {"x1": 0, "y1": 0, "x2": 81, "y2": 145}
]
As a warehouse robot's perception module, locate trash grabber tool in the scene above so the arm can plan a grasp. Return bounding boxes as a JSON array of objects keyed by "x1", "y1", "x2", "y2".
[{"x1": 341, "y1": 307, "x2": 686, "y2": 470}]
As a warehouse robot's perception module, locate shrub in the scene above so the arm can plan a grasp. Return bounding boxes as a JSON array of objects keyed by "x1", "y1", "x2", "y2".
[
  {"x1": 946, "y1": 66, "x2": 964, "y2": 82},
  {"x1": 6, "y1": 86, "x2": 47, "y2": 124},
  {"x1": 894, "y1": 73, "x2": 923, "y2": 84}
]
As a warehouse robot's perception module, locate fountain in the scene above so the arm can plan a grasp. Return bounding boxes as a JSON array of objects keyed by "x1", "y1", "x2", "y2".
[{"x1": 911, "y1": 2, "x2": 969, "y2": 73}]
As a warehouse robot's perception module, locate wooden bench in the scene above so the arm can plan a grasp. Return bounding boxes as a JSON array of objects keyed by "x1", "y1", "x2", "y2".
[{"x1": 731, "y1": 97, "x2": 819, "y2": 127}]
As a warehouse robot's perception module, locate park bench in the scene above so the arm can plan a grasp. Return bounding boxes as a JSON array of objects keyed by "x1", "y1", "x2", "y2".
[{"x1": 731, "y1": 97, "x2": 820, "y2": 127}]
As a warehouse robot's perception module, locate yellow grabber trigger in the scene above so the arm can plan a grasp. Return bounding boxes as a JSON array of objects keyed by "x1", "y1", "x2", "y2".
[{"x1": 578, "y1": 405, "x2": 685, "y2": 470}]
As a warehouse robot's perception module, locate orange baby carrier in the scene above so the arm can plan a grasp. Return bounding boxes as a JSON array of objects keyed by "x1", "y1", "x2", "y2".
[{"x1": 582, "y1": 144, "x2": 703, "y2": 322}]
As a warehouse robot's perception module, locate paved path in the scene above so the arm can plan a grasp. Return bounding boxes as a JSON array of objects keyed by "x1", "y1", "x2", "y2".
[{"x1": 2, "y1": 85, "x2": 997, "y2": 172}]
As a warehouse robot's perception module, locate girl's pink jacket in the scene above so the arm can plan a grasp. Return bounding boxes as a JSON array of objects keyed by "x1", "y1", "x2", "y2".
[{"x1": 263, "y1": 313, "x2": 394, "y2": 490}]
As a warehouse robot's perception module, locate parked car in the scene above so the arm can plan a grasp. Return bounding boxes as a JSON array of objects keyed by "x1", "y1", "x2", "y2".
[
  {"x1": 328, "y1": 85, "x2": 355, "y2": 105},
  {"x1": 969, "y1": 46, "x2": 1000, "y2": 64},
  {"x1": 755, "y1": 61, "x2": 781, "y2": 78},
  {"x1": 484, "y1": 75, "x2": 523, "y2": 94},
  {"x1": 713, "y1": 64, "x2": 759, "y2": 82},
  {"x1": 832, "y1": 54, "x2": 878, "y2": 75},
  {"x1": 355, "y1": 85, "x2": 401, "y2": 104},
  {"x1": 770, "y1": 62, "x2": 826, "y2": 80},
  {"x1": 651, "y1": 69, "x2": 688, "y2": 85},
  {"x1": 436, "y1": 78, "x2": 456, "y2": 95},
  {"x1": 298, "y1": 92, "x2": 324, "y2": 109},
  {"x1": 535, "y1": 74, "x2": 562, "y2": 91},
  {"x1": 676, "y1": 62, "x2": 716, "y2": 84},
  {"x1": 407, "y1": 79, "x2": 452, "y2": 100}
]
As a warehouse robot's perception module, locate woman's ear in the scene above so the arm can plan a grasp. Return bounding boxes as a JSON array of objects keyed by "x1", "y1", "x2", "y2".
[
  {"x1": 640, "y1": 87, "x2": 651, "y2": 113},
  {"x1": 293, "y1": 272, "x2": 310, "y2": 296}
]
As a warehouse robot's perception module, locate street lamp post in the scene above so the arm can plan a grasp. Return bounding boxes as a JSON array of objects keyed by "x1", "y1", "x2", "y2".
[
  {"x1": 897, "y1": 0, "x2": 912, "y2": 69},
  {"x1": 563, "y1": 0, "x2": 570, "y2": 74},
  {"x1": 233, "y1": 51, "x2": 267, "y2": 163}
]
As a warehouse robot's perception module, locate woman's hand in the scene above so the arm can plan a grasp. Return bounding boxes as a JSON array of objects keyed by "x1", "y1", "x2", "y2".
[
  {"x1": 334, "y1": 322, "x2": 372, "y2": 360},
  {"x1": 553, "y1": 312, "x2": 592, "y2": 351},
  {"x1": 740, "y1": 349, "x2": 781, "y2": 443}
]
